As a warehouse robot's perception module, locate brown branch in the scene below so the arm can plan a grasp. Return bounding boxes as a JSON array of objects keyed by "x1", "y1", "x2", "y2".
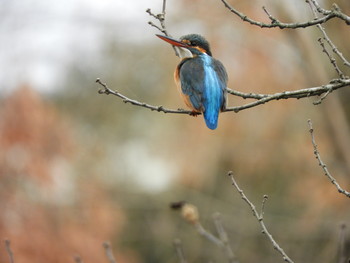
[
  {"x1": 146, "y1": 0, "x2": 179, "y2": 57},
  {"x1": 317, "y1": 37, "x2": 345, "y2": 79},
  {"x1": 220, "y1": 0, "x2": 350, "y2": 28},
  {"x1": 307, "y1": 120, "x2": 350, "y2": 198},
  {"x1": 227, "y1": 172, "x2": 294, "y2": 263},
  {"x1": 4, "y1": 240, "x2": 14, "y2": 263},
  {"x1": 97, "y1": 78, "x2": 350, "y2": 115},
  {"x1": 96, "y1": 78, "x2": 192, "y2": 114},
  {"x1": 103, "y1": 242, "x2": 117, "y2": 263},
  {"x1": 306, "y1": 0, "x2": 349, "y2": 78}
]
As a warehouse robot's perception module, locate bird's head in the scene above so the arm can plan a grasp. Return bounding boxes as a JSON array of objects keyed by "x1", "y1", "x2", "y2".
[{"x1": 156, "y1": 34, "x2": 212, "y2": 59}]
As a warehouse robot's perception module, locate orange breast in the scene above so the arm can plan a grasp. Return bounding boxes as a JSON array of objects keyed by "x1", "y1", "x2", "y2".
[{"x1": 174, "y1": 66, "x2": 200, "y2": 113}]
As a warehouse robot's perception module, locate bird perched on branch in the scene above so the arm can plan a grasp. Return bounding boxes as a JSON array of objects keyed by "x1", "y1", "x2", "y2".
[{"x1": 157, "y1": 34, "x2": 228, "y2": 130}]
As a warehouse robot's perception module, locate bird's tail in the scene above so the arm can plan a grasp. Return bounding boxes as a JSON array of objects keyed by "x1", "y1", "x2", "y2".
[{"x1": 203, "y1": 109, "x2": 219, "y2": 130}]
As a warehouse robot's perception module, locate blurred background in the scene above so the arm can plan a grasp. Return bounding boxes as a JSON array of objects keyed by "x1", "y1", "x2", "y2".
[{"x1": 0, "y1": 0, "x2": 350, "y2": 262}]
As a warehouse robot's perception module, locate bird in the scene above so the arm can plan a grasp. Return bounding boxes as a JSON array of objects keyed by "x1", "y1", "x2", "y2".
[{"x1": 156, "y1": 33, "x2": 228, "y2": 130}]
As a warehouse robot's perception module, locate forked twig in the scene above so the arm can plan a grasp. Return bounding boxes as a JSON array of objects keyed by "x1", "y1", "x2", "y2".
[
  {"x1": 220, "y1": 0, "x2": 350, "y2": 28},
  {"x1": 227, "y1": 172, "x2": 294, "y2": 263}
]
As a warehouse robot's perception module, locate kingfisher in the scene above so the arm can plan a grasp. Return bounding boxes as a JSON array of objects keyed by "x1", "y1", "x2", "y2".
[{"x1": 156, "y1": 34, "x2": 228, "y2": 130}]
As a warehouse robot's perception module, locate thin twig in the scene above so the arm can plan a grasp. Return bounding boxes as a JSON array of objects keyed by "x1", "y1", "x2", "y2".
[
  {"x1": 227, "y1": 171, "x2": 294, "y2": 263},
  {"x1": 220, "y1": 0, "x2": 350, "y2": 28},
  {"x1": 260, "y1": 195, "x2": 269, "y2": 219},
  {"x1": 307, "y1": 0, "x2": 350, "y2": 68},
  {"x1": 173, "y1": 239, "x2": 188, "y2": 263},
  {"x1": 213, "y1": 213, "x2": 239, "y2": 263},
  {"x1": 318, "y1": 37, "x2": 346, "y2": 79},
  {"x1": 146, "y1": 0, "x2": 179, "y2": 56},
  {"x1": 306, "y1": 0, "x2": 349, "y2": 78},
  {"x1": 307, "y1": 120, "x2": 350, "y2": 198},
  {"x1": 103, "y1": 241, "x2": 117, "y2": 263},
  {"x1": 4, "y1": 240, "x2": 14, "y2": 263}
]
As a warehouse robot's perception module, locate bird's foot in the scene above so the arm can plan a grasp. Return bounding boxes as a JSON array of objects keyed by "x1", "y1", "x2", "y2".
[{"x1": 189, "y1": 111, "x2": 200, "y2": 117}]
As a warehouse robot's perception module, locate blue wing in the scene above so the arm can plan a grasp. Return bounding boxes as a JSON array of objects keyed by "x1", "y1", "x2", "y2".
[
  {"x1": 179, "y1": 54, "x2": 227, "y2": 129},
  {"x1": 178, "y1": 57, "x2": 206, "y2": 111}
]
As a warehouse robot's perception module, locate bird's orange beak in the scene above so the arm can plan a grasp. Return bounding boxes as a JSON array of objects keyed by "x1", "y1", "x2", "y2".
[{"x1": 156, "y1": 34, "x2": 189, "y2": 48}]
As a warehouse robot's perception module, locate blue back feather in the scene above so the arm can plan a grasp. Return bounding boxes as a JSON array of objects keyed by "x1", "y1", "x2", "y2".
[
  {"x1": 178, "y1": 54, "x2": 227, "y2": 130},
  {"x1": 201, "y1": 54, "x2": 225, "y2": 130}
]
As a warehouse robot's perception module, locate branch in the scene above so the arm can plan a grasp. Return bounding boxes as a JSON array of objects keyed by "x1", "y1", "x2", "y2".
[
  {"x1": 213, "y1": 213, "x2": 239, "y2": 263},
  {"x1": 227, "y1": 172, "x2": 294, "y2": 263},
  {"x1": 146, "y1": 0, "x2": 180, "y2": 57},
  {"x1": 306, "y1": 0, "x2": 350, "y2": 78},
  {"x1": 103, "y1": 242, "x2": 117, "y2": 263},
  {"x1": 173, "y1": 239, "x2": 188, "y2": 263},
  {"x1": 97, "y1": 78, "x2": 350, "y2": 115},
  {"x1": 194, "y1": 222, "x2": 224, "y2": 248},
  {"x1": 4, "y1": 240, "x2": 14, "y2": 263},
  {"x1": 307, "y1": 120, "x2": 350, "y2": 198},
  {"x1": 96, "y1": 78, "x2": 192, "y2": 114},
  {"x1": 220, "y1": 0, "x2": 350, "y2": 28},
  {"x1": 170, "y1": 201, "x2": 224, "y2": 247},
  {"x1": 227, "y1": 78, "x2": 350, "y2": 112}
]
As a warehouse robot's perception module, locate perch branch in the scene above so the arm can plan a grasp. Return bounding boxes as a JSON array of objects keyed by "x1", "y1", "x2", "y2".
[
  {"x1": 96, "y1": 78, "x2": 192, "y2": 114},
  {"x1": 307, "y1": 120, "x2": 350, "y2": 198},
  {"x1": 227, "y1": 172, "x2": 294, "y2": 263},
  {"x1": 97, "y1": 78, "x2": 350, "y2": 115},
  {"x1": 220, "y1": 0, "x2": 350, "y2": 28}
]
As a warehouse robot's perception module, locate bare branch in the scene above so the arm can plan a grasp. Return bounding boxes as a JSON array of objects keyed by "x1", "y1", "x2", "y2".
[
  {"x1": 220, "y1": 0, "x2": 350, "y2": 28},
  {"x1": 146, "y1": 0, "x2": 180, "y2": 57},
  {"x1": 96, "y1": 78, "x2": 192, "y2": 115},
  {"x1": 103, "y1": 242, "x2": 117, "y2": 263},
  {"x1": 225, "y1": 79, "x2": 350, "y2": 113},
  {"x1": 97, "y1": 78, "x2": 350, "y2": 115},
  {"x1": 194, "y1": 222, "x2": 224, "y2": 247},
  {"x1": 173, "y1": 239, "x2": 188, "y2": 263},
  {"x1": 307, "y1": 120, "x2": 350, "y2": 198},
  {"x1": 306, "y1": 0, "x2": 349, "y2": 77},
  {"x1": 227, "y1": 171, "x2": 294, "y2": 263},
  {"x1": 4, "y1": 240, "x2": 14, "y2": 263},
  {"x1": 317, "y1": 37, "x2": 345, "y2": 79},
  {"x1": 213, "y1": 213, "x2": 239, "y2": 263}
]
